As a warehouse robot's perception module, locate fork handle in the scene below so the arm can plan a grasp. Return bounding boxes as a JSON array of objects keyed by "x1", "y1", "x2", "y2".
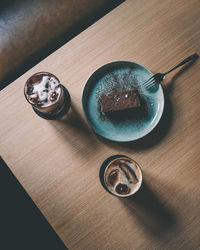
[{"x1": 164, "y1": 53, "x2": 199, "y2": 75}]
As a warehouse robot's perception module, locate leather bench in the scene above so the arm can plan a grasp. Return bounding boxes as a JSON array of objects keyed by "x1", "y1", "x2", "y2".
[{"x1": 0, "y1": 0, "x2": 123, "y2": 90}]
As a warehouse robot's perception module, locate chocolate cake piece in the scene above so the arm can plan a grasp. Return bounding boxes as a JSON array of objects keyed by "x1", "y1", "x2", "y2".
[{"x1": 99, "y1": 89, "x2": 141, "y2": 113}]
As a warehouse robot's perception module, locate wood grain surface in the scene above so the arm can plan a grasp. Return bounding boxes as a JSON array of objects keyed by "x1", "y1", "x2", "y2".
[{"x1": 0, "y1": 0, "x2": 200, "y2": 249}]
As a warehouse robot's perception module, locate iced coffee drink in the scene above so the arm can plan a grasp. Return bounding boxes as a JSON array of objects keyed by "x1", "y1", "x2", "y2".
[
  {"x1": 103, "y1": 156, "x2": 142, "y2": 197},
  {"x1": 24, "y1": 72, "x2": 70, "y2": 118}
]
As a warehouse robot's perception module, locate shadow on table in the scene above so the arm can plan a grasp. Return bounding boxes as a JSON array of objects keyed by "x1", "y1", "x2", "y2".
[
  {"x1": 0, "y1": 157, "x2": 68, "y2": 250},
  {"x1": 59, "y1": 102, "x2": 90, "y2": 132},
  {"x1": 121, "y1": 180, "x2": 178, "y2": 239},
  {"x1": 50, "y1": 102, "x2": 99, "y2": 155},
  {"x1": 97, "y1": 57, "x2": 198, "y2": 151}
]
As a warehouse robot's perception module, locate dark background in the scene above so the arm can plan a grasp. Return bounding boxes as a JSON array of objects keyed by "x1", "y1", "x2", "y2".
[{"x1": 0, "y1": 157, "x2": 68, "y2": 250}]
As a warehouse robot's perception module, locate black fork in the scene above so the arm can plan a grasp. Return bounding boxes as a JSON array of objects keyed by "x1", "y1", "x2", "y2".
[{"x1": 143, "y1": 53, "x2": 198, "y2": 90}]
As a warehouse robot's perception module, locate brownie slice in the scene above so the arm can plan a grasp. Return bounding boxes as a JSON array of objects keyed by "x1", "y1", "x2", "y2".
[{"x1": 99, "y1": 89, "x2": 141, "y2": 113}]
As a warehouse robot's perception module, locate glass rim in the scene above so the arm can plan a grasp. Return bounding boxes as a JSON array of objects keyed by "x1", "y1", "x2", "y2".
[{"x1": 103, "y1": 156, "x2": 143, "y2": 197}]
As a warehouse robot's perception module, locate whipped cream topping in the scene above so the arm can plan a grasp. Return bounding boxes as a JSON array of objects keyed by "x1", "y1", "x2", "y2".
[{"x1": 25, "y1": 73, "x2": 61, "y2": 108}]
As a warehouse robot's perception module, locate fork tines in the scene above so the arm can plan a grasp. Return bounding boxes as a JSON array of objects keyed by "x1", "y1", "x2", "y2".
[{"x1": 143, "y1": 76, "x2": 156, "y2": 88}]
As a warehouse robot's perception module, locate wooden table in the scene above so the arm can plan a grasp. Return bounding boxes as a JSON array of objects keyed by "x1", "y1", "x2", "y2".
[{"x1": 1, "y1": 0, "x2": 200, "y2": 249}]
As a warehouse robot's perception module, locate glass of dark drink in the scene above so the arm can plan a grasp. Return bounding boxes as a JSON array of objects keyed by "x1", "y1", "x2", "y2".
[
  {"x1": 24, "y1": 72, "x2": 70, "y2": 119},
  {"x1": 100, "y1": 155, "x2": 142, "y2": 197}
]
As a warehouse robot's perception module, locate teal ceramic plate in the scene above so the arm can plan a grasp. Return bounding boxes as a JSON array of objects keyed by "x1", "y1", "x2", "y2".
[{"x1": 82, "y1": 61, "x2": 164, "y2": 142}]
